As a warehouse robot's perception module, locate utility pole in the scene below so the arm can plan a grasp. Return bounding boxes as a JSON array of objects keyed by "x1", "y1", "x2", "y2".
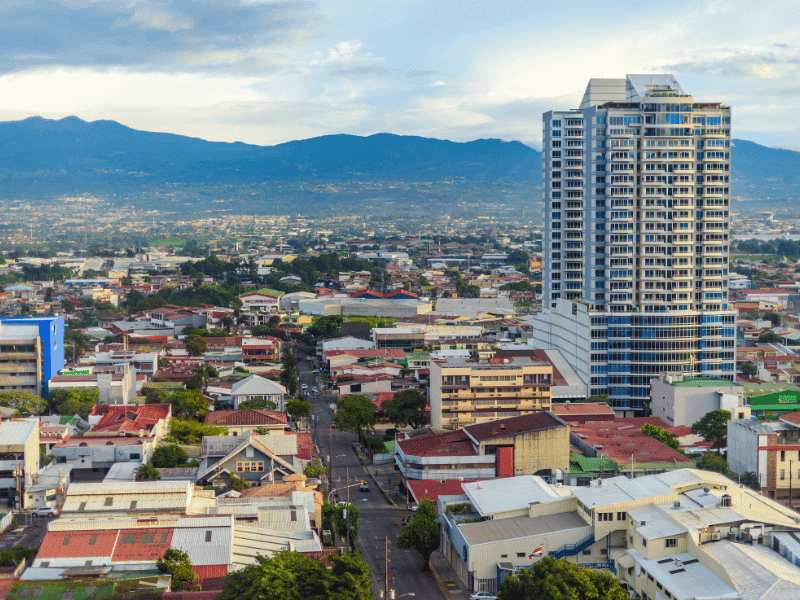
[
  {"x1": 385, "y1": 536, "x2": 390, "y2": 600},
  {"x1": 346, "y1": 466, "x2": 350, "y2": 549},
  {"x1": 630, "y1": 453, "x2": 634, "y2": 479},
  {"x1": 791, "y1": 459, "x2": 794, "y2": 509},
  {"x1": 329, "y1": 423, "x2": 333, "y2": 499}
]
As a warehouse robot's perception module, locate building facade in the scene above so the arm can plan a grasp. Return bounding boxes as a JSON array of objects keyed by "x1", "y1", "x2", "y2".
[
  {"x1": 430, "y1": 358, "x2": 553, "y2": 429},
  {"x1": 535, "y1": 75, "x2": 736, "y2": 413},
  {"x1": 0, "y1": 316, "x2": 64, "y2": 396}
]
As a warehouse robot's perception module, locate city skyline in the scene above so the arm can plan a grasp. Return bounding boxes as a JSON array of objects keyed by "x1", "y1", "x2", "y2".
[{"x1": 1, "y1": 0, "x2": 799, "y2": 150}]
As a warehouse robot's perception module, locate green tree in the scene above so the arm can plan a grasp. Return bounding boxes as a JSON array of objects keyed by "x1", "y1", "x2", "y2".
[
  {"x1": 308, "y1": 315, "x2": 343, "y2": 339},
  {"x1": 166, "y1": 389, "x2": 208, "y2": 420},
  {"x1": 692, "y1": 409, "x2": 731, "y2": 452},
  {"x1": 395, "y1": 497, "x2": 440, "y2": 571},
  {"x1": 64, "y1": 330, "x2": 90, "y2": 362},
  {"x1": 741, "y1": 361, "x2": 758, "y2": 377},
  {"x1": 185, "y1": 335, "x2": 207, "y2": 356},
  {"x1": 281, "y1": 350, "x2": 299, "y2": 397},
  {"x1": 286, "y1": 398, "x2": 312, "y2": 429},
  {"x1": 229, "y1": 473, "x2": 250, "y2": 491},
  {"x1": 763, "y1": 312, "x2": 781, "y2": 327},
  {"x1": 55, "y1": 388, "x2": 99, "y2": 418},
  {"x1": 333, "y1": 395, "x2": 376, "y2": 441},
  {"x1": 499, "y1": 556, "x2": 628, "y2": 600},
  {"x1": 303, "y1": 458, "x2": 327, "y2": 479},
  {"x1": 239, "y1": 397, "x2": 277, "y2": 410},
  {"x1": 696, "y1": 453, "x2": 730, "y2": 475},
  {"x1": 0, "y1": 390, "x2": 47, "y2": 414},
  {"x1": 382, "y1": 389, "x2": 428, "y2": 429},
  {"x1": 641, "y1": 423, "x2": 679, "y2": 450},
  {"x1": 169, "y1": 418, "x2": 228, "y2": 445},
  {"x1": 332, "y1": 503, "x2": 360, "y2": 548},
  {"x1": 136, "y1": 463, "x2": 161, "y2": 481},
  {"x1": 328, "y1": 552, "x2": 374, "y2": 600},
  {"x1": 151, "y1": 444, "x2": 189, "y2": 468},
  {"x1": 157, "y1": 548, "x2": 199, "y2": 592},
  {"x1": 758, "y1": 332, "x2": 781, "y2": 343}
]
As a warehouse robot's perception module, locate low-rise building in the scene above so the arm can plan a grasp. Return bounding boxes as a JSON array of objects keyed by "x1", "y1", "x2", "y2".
[
  {"x1": 430, "y1": 358, "x2": 553, "y2": 429},
  {"x1": 207, "y1": 374, "x2": 288, "y2": 411},
  {"x1": 0, "y1": 419, "x2": 39, "y2": 509},
  {"x1": 650, "y1": 375, "x2": 747, "y2": 428},
  {"x1": 203, "y1": 409, "x2": 288, "y2": 435}
]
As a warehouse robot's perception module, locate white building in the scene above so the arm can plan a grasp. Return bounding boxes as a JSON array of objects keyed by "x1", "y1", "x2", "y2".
[
  {"x1": 535, "y1": 74, "x2": 736, "y2": 413},
  {"x1": 650, "y1": 374, "x2": 747, "y2": 427}
]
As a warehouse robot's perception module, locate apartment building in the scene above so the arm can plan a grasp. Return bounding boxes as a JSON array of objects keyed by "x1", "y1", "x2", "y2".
[
  {"x1": 430, "y1": 358, "x2": 552, "y2": 429},
  {"x1": 0, "y1": 316, "x2": 64, "y2": 396},
  {"x1": 533, "y1": 75, "x2": 736, "y2": 413},
  {"x1": 439, "y1": 468, "x2": 800, "y2": 596}
]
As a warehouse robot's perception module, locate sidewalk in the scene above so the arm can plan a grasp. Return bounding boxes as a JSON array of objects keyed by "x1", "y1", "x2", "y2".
[{"x1": 430, "y1": 550, "x2": 470, "y2": 600}]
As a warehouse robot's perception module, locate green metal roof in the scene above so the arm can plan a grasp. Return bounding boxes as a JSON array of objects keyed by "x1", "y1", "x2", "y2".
[
  {"x1": 383, "y1": 440, "x2": 395, "y2": 452},
  {"x1": 748, "y1": 405, "x2": 800, "y2": 412},
  {"x1": 742, "y1": 381, "x2": 800, "y2": 396},
  {"x1": 569, "y1": 454, "x2": 618, "y2": 474},
  {"x1": 747, "y1": 390, "x2": 800, "y2": 406},
  {"x1": 671, "y1": 377, "x2": 741, "y2": 388},
  {"x1": 241, "y1": 288, "x2": 284, "y2": 298}
]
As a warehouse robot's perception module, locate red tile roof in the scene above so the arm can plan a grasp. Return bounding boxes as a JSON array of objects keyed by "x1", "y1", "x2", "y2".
[
  {"x1": 780, "y1": 412, "x2": 800, "y2": 426},
  {"x1": 324, "y1": 348, "x2": 406, "y2": 360},
  {"x1": 38, "y1": 530, "x2": 118, "y2": 559},
  {"x1": 551, "y1": 403, "x2": 615, "y2": 418},
  {"x1": 112, "y1": 528, "x2": 173, "y2": 562},
  {"x1": 88, "y1": 403, "x2": 171, "y2": 436},
  {"x1": 204, "y1": 409, "x2": 288, "y2": 426}
]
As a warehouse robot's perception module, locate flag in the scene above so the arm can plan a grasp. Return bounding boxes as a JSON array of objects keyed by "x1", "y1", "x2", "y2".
[{"x1": 528, "y1": 546, "x2": 543, "y2": 559}]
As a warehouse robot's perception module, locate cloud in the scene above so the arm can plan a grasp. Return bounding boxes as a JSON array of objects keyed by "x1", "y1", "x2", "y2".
[
  {"x1": 124, "y1": 6, "x2": 195, "y2": 33},
  {"x1": 660, "y1": 47, "x2": 800, "y2": 79}
]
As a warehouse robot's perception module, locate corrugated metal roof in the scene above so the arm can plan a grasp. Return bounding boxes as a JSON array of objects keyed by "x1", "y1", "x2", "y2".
[
  {"x1": 0, "y1": 419, "x2": 38, "y2": 447},
  {"x1": 172, "y1": 521, "x2": 233, "y2": 567},
  {"x1": 66, "y1": 481, "x2": 192, "y2": 495},
  {"x1": 701, "y1": 542, "x2": 800, "y2": 599},
  {"x1": 459, "y1": 511, "x2": 589, "y2": 545}
]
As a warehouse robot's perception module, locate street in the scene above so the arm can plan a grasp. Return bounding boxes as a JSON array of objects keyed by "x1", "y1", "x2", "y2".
[{"x1": 297, "y1": 352, "x2": 447, "y2": 600}]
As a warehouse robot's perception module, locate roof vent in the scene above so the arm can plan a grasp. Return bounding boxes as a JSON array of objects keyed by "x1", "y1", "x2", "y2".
[
  {"x1": 500, "y1": 424, "x2": 506, "y2": 430},
  {"x1": 703, "y1": 487, "x2": 711, "y2": 494},
  {"x1": 673, "y1": 501, "x2": 681, "y2": 509}
]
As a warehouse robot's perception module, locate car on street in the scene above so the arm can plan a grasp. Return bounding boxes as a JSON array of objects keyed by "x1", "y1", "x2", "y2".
[
  {"x1": 470, "y1": 593, "x2": 497, "y2": 600},
  {"x1": 301, "y1": 383, "x2": 308, "y2": 390},
  {"x1": 359, "y1": 482, "x2": 370, "y2": 492},
  {"x1": 312, "y1": 369, "x2": 320, "y2": 374},
  {"x1": 33, "y1": 506, "x2": 58, "y2": 517},
  {"x1": 312, "y1": 388, "x2": 319, "y2": 395}
]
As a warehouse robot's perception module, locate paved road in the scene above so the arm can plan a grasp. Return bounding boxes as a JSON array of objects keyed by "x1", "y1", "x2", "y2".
[{"x1": 296, "y1": 351, "x2": 446, "y2": 600}]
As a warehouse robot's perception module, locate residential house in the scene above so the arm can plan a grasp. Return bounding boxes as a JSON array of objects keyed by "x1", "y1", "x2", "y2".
[
  {"x1": 51, "y1": 436, "x2": 156, "y2": 481},
  {"x1": 239, "y1": 289, "x2": 284, "y2": 312},
  {"x1": 85, "y1": 403, "x2": 172, "y2": 441},
  {"x1": 25, "y1": 463, "x2": 72, "y2": 510},
  {"x1": 49, "y1": 363, "x2": 136, "y2": 406},
  {"x1": 241, "y1": 337, "x2": 281, "y2": 364},
  {"x1": 203, "y1": 409, "x2": 288, "y2": 436},
  {"x1": 208, "y1": 374, "x2": 288, "y2": 411}
]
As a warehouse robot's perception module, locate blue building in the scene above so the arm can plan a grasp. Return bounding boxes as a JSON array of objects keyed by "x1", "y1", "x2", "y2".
[{"x1": 0, "y1": 316, "x2": 65, "y2": 396}]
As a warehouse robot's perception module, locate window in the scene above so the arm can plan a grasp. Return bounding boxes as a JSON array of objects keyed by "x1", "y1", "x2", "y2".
[
  {"x1": 616, "y1": 512, "x2": 626, "y2": 521},
  {"x1": 141, "y1": 533, "x2": 155, "y2": 544},
  {"x1": 130, "y1": 501, "x2": 137, "y2": 510},
  {"x1": 236, "y1": 461, "x2": 265, "y2": 473},
  {"x1": 122, "y1": 533, "x2": 136, "y2": 545},
  {"x1": 781, "y1": 470, "x2": 786, "y2": 481},
  {"x1": 104, "y1": 497, "x2": 113, "y2": 506},
  {"x1": 88, "y1": 534, "x2": 98, "y2": 546},
  {"x1": 160, "y1": 532, "x2": 169, "y2": 543},
  {"x1": 79, "y1": 502, "x2": 87, "y2": 511},
  {"x1": 205, "y1": 531, "x2": 213, "y2": 542},
  {"x1": 517, "y1": 552, "x2": 525, "y2": 557},
  {"x1": 782, "y1": 450, "x2": 786, "y2": 461},
  {"x1": 665, "y1": 538, "x2": 677, "y2": 548},
  {"x1": 62, "y1": 535, "x2": 71, "y2": 546},
  {"x1": 582, "y1": 550, "x2": 591, "y2": 555}
]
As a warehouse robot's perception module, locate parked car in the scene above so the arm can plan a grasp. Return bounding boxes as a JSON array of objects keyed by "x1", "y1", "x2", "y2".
[
  {"x1": 301, "y1": 383, "x2": 308, "y2": 390},
  {"x1": 312, "y1": 388, "x2": 319, "y2": 395},
  {"x1": 359, "y1": 482, "x2": 370, "y2": 492},
  {"x1": 470, "y1": 593, "x2": 497, "y2": 600},
  {"x1": 33, "y1": 506, "x2": 58, "y2": 517}
]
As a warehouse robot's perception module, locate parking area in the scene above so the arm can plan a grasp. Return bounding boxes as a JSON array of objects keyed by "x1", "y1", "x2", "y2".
[{"x1": 0, "y1": 515, "x2": 50, "y2": 552}]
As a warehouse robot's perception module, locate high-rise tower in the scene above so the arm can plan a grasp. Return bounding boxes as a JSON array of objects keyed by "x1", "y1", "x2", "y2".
[{"x1": 532, "y1": 75, "x2": 736, "y2": 413}]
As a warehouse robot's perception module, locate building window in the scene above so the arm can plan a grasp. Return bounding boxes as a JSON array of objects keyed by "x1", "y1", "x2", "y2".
[
  {"x1": 236, "y1": 461, "x2": 265, "y2": 473},
  {"x1": 104, "y1": 497, "x2": 113, "y2": 506},
  {"x1": 88, "y1": 534, "x2": 98, "y2": 546},
  {"x1": 62, "y1": 535, "x2": 71, "y2": 546},
  {"x1": 205, "y1": 531, "x2": 213, "y2": 542},
  {"x1": 130, "y1": 501, "x2": 137, "y2": 510},
  {"x1": 121, "y1": 533, "x2": 136, "y2": 545},
  {"x1": 517, "y1": 552, "x2": 525, "y2": 557},
  {"x1": 782, "y1": 451, "x2": 786, "y2": 462},
  {"x1": 141, "y1": 533, "x2": 155, "y2": 544},
  {"x1": 781, "y1": 470, "x2": 786, "y2": 480},
  {"x1": 160, "y1": 532, "x2": 169, "y2": 543},
  {"x1": 616, "y1": 512, "x2": 626, "y2": 521},
  {"x1": 665, "y1": 539, "x2": 677, "y2": 548}
]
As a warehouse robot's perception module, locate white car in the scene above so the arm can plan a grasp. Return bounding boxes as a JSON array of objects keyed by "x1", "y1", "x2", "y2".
[
  {"x1": 470, "y1": 593, "x2": 497, "y2": 600},
  {"x1": 312, "y1": 388, "x2": 319, "y2": 395},
  {"x1": 301, "y1": 384, "x2": 308, "y2": 390},
  {"x1": 33, "y1": 506, "x2": 58, "y2": 517}
]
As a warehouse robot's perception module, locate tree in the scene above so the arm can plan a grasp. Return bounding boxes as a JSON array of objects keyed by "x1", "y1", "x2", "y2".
[
  {"x1": 692, "y1": 409, "x2": 731, "y2": 452},
  {"x1": 184, "y1": 335, "x2": 207, "y2": 356},
  {"x1": 239, "y1": 397, "x2": 277, "y2": 410},
  {"x1": 499, "y1": 556, "x2": 628, "y2": 600},
  {"x1": 136, "y1": 463, "x2": 161, "y2": 481},
  {"x1": 157, "y1": 548, "x2": 199, "y2": 592},
  {"x1": 286, "y1": 398, "x2": 312, "y2": 429},
  {"x1": 281, "y1": 350, "x2": 299, "y2": 397},
  {"x1": 695, "y1": 453, "x2": 730, "y2": 475},
  {"x1": 151, "y1": 444, "x2": 189, "y2": 468},
  {"x1": 169, "y1": 418, "x2": 228, "y2": 445},
  {"x1": 382, "y1": 389, "x2": 428, "y2": 429},
  {"x1": 55, "y1": 388, "x2": 99, "y2": 418},
  {"x1": 758, "y1": 332, "x2": 781, "y2": 343},
  {"x1": 304, "y1": 458, "x2": 327, "y2": 479},
  {"x1": 332, "y1": 502, "x2": 360, "y2": 548},
  {"x1": 396, "y1": 497, "x2": 440, "y2": 571},
  {"x1": 166, "y1": 389, "x2": 208, "y2": 420},
  {"x1": 229, "y1": 473, "x2": 250, "y2": 491},
  {"x1": 328, "y1": 552, "x2": 374, "y2": 600},
  {"x1": 0, "y1": 390, "x2": 47, "y2": 414},
  {"x1": 741, "y1": 361, "x2": 758, "y2": 377},
  {"x1": 308, "y1": 315, "x2": 343, "y2": 339},
  {"x1": 641, "y1": 423, "x2": 679, "y2": 450},
  {"x1": 64, "y1": 330, "x2": 90, "y2": 362},
  {"x1": 333, "y1": 395, "x2": 376, "y2": 441}
]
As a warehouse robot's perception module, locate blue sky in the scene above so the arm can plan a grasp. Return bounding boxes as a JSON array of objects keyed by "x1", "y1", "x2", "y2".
[{"x1": 1, "y1": 0, "x2": 798, "y2": 149}]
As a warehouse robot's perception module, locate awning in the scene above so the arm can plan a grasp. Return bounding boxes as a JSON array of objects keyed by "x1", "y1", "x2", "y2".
[{"x1": 616, "y1": 553, "x2": 635, "y2": 569}]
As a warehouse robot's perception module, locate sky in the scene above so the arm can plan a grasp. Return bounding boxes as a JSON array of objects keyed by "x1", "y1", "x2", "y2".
[{"x1": 1, "y1": 0, "x2": 799, "y2": 150}]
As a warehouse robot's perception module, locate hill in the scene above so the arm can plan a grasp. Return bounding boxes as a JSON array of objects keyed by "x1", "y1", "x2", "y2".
[{"x1": 0, "y1": 116, "x2": 798, "y2": 212}]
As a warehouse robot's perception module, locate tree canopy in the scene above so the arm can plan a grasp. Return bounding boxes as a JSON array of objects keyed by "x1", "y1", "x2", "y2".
[
  {"x1": 499, "y1": 557, "x2": 628, "y2": 600},
  {"x1": 333, "y1": 395, "x2": 376, "y2": 439},
  {"x1": 151, "y1": 444, "x2": 189, "y2": 468},
  {"x1": 157, "y1": 548, "x2": 199, "y2": 592},
  {"x1": 216, "y1": 550, "x2": 374, "y2": 600},
  {"x1": 165, "y1": 389, "x2": 208, "y2": 420},
  {"x1": 286, "y1": 398, "x2": 312, "y2": 428},
  {"x1": 395, "y1": 497, "x2": 440, "y2": 571},
  {"x1": 49, "y1": 387, "x2": 99, "y2": 418},
  {"x1": 0, "y1": 390, "x2": 47, "y2": 414},
  {"x1": 641, "y1": 423, "x2": 679, "y2": 450},
  {"x1": 381, "y1": 389, "x2": 428, "y2": 429},
  {"x1": 692, "y1": 409, "x2": 731, "y2": 452}
]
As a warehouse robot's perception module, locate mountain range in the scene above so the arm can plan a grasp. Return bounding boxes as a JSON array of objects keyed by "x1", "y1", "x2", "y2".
[{"x1": 0, "y1": 116, "x2": 798, "y2": 212}]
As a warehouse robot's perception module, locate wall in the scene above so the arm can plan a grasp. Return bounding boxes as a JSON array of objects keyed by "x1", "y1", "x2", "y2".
[{"x1": 727, "y1": 420, "x2": 760, "y2": 477}]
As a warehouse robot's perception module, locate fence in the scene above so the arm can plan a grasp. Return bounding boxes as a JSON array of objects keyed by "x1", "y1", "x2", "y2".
[
  {"x1": 372, "y1": 453, "x2": 394, "y2": 465},
  {"x1": 0, "y1": 511, "x2": 15, "y2": 534}
]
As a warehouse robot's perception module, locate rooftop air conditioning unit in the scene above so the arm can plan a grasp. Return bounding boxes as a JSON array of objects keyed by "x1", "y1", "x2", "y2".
[
  {"x1": 673, "y1": 501, "x2": 681, "y2": 509},
  {"x1": 712, "y1": 532, "x2": 721, "y2": 540}
]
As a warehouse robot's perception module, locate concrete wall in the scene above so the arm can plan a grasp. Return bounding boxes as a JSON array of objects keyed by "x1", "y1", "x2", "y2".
[
  {"x1": 650, "y1": 377, "x2": 743, "y2": 428},
  {"x1": 727, "y1": 420, "x2": 760, "y2": 478}
]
